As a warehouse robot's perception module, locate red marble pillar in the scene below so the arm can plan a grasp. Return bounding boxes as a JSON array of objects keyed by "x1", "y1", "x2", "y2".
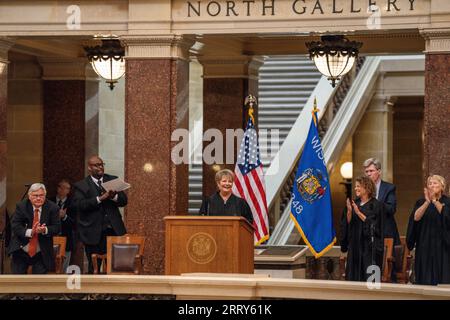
[
  {"x1": 423, "y1": 34, "x2": 450, "y2": 185},
  {"x1": 42, "y1": 81, "x2": 86, "y2": 195},
  {"x1": 40, "y1": 58, "x2": 97, "y2": 197},
  {"x1": 200, "y1": 57, "x2": 257, "y2": 197},
  {"x1": 0, "y1": 39, "x2": 13, "y2": 236},
  {"x1": 202, "y1": 78, "x2": 247, "y2": 196},
  {"x1": 124, "y1": 36, "x2": 191, "y2": 274}
]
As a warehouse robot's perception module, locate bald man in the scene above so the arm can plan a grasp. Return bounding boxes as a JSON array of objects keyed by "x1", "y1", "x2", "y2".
[{"x1": 72, "y1": 155, "x2": 127, "y2": 274}]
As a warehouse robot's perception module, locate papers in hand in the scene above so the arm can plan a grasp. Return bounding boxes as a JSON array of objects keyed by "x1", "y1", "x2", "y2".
[{"x1": 101, "y1": 178, "x2": 131, "y2": 192}]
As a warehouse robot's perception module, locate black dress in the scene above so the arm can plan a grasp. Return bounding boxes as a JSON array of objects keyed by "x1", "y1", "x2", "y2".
[
  {"x1": 199, "y1": 192, "x2": 254, "y2": 225},
  {"x1": 340, "y1": 198, "x2": 384, "y2": 281},
  {"x1": 407, "y1": 195, "x2": 450, "y2": 285}
]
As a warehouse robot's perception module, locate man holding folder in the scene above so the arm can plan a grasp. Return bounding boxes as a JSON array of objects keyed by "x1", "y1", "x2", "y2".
[{"x1": 72, "y1": 155, "x2": 128, "y2": 274}]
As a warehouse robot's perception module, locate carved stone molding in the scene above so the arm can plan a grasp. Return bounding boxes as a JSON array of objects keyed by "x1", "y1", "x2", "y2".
[
  {"x1": 420, "y1": 29, "x2": 450, "y2": 54},
  {"x1": 37, "y1": 57, "x2": 98, "y2": 81},
  {"x1": 198, "y1": 56, "x2": 252, "y2": 78},
  {"x1": 121, "y1": 35, "x2": 194, "y2": 60}
]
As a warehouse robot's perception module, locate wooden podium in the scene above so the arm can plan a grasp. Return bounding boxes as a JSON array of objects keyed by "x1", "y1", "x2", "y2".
[{"x1": 164, "y1": 216, "x2": 254, "y2": 275}]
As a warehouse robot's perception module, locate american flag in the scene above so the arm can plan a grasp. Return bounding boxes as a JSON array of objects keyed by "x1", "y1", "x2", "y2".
[{"x1": 232, "y1": 116, "x2": 270, "y2": 245}]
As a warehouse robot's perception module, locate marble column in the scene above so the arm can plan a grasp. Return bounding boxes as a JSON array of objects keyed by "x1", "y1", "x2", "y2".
[
  {"x1": 353, "y1": 95, "x2": 395, "y2": 181},
  {"x1": 38, "y1": 58, "x2": 99, "y2": 197},
  {"x1": 199, "y1": 56, "x2": 256, "y2": 197},
  {"x1": 421, "y1": 30, "x2": 450, "y2": 185},
  {"x1": 0, "y1": 38, "x2": 13, "y2": 237},
  {"x1": 122, "y1": 35, "x2": 192, "y2": 274}
]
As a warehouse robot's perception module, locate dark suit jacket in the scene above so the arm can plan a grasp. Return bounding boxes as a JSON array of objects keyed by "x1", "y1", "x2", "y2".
[
  {"x1": 378, "y1": 180, "x2": 400, "y2": 244},
  {"x1": 8, "y1": 199, "x2": 61, "y2": 270},
  {"x1": 72, "y1": 174, "x2": 127, "y2": 245},
  {"x1": 49, "y1": 196, "x2": 75, "y2": 252}
]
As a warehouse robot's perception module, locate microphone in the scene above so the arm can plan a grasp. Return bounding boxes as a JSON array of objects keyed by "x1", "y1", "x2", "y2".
[{"x1": 202, "y1": 196, "x2": 210, "y2": 216}]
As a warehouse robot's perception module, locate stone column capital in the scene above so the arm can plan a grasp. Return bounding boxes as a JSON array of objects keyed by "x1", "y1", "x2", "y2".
[
  {"x1": 37, "y1": 57, "x2": 98, "y2": 81},
  {"x1": 420, "y1": 28, "x2": 450, "y2": 54},
  {"x1": 121, "y1": 35, "x2": 195, "y2": 61},
  {"x1": 198, "y1": 55, "x2": 253, "y2": 79},
  {"x1": 0, "y1": 37, "x2": 15, "y2": 62}
]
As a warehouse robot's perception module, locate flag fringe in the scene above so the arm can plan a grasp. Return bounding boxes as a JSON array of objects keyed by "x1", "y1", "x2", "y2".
[{"x1": 290, "y1": 212, "x2": 336, "y2": 258}]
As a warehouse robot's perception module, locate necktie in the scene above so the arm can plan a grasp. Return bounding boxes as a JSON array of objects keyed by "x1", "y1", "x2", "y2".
[
  {"x1": 97, "y1": 179, "x2": 103, "y2": 194},
  {"x1": 57, "y1": 200, "x2": 63, "y2": 208},
  {"x1": 28, "y1": 209, "x2": 39, "y2": 257}
]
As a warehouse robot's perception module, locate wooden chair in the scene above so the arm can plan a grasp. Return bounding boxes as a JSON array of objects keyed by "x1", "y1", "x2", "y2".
[
  {"x1": 339, "y1": 238, "x2": 394, "y2": 282},
  {"x1": 52, "y1": 236, "x2": 67, "y2": 274},
  {"x1": 386, "y1": 236, "x2": 413, "y2": 284},
  {"x1": 92, "y1": 235, "x2": 145, "y2": 275},
  {"x1": 381, "y1": 238, "x2": 394, "y2": 282},
  {"x1": 27, "y1": 236, "x2": 66, "y2": 274}
]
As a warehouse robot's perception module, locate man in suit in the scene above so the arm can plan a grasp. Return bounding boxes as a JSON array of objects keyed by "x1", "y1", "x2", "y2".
[
  {"x1": 72, "y1": 155, "x2": 127, "y2": 274},
  {"x1": 49, "y1": 179, "x2": 75, "y2": 273},
  {"x1": 363, "y1": 158, "x2": 400, "y2": 245},
  {"x1": 9, "y1": 183, "x2": 61, "y2": 274}
]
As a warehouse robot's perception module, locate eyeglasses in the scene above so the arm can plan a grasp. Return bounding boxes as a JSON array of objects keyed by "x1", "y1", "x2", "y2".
[
  {"x1": 90, "y1": 162, "x2": 105, "y2": 168},
  {"x1": 30, "y1": 194, "x2": 46, "y2": 198}
]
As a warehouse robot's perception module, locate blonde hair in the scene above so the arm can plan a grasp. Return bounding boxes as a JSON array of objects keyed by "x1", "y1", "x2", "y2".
[
  {"x1": 215, "y1": 169, "x2": 234, "y2": 183},
  {"x1": 427, "y1": 175, "x2": 447, "y2": 193}
]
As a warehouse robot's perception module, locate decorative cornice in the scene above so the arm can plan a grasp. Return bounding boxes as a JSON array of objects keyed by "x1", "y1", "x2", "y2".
[
  {"x1": 420, "y1": 29, "x2": 450, "y2": 54},
  {"x1": 121, "y1": 35, "x2": 195, "y2": 61},
  {"x1": 37, "y1": 57, "x2": 98, "y2": 81},
  {"x1": 198, "y1": 56, "x2": 251, "y2": 78}
]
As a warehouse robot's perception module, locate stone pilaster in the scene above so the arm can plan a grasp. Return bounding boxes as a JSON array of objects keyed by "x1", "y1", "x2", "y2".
[
  {"x1": 420, "y1": 29, "x2": 450, "y2": 185},
  {"x1": 199, "y1": 56, "x2": 254, "y2": 197},
  {"x1": 122, "y1": 35, "x2": 193, "y2": 274},
  {"x1": 38, "y1": 57, "x2": 99, "y2": 198},
  {"x1": 353, "y1": 95, "x2": 395, "y2": 181},
  {"x1": 0, "y1": 38, "x2": 14, "y2": 237}
]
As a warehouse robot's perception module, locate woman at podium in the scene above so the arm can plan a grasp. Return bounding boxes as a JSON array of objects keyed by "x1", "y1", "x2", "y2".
[{"x1": 199, "y1": 169, "x2": 253, "y2": 224}]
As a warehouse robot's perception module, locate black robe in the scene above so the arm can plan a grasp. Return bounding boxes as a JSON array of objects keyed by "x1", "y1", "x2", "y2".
[
  {"x1": 407, "y1": 195, "x2": 450, "y2": 285},
  {"x1": 340, "y1": 198, "x2": 384, "y2": 281},
  {"x1": 199, "y1": 192, "x2": 254, "y2": 225}
]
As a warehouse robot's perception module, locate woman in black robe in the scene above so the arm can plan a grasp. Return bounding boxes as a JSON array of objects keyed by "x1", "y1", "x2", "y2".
[
  {"x1": 199, "y1": 169, "x2": 253, "y2": 225},
  {"x1": 340, "y1": 176, "x2": 384, "y2": 281},
  {"x1": 407, "y1": 175, "x2": 450, "y2": 285}
]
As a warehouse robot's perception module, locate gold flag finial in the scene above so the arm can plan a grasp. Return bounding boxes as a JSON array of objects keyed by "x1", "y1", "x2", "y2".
[
  {"x1": 312, "y1": 97, "x2": 320, "y2": 126},
  {"x1": 245, "y1": 94, "x2": 257, "y2": 123}
]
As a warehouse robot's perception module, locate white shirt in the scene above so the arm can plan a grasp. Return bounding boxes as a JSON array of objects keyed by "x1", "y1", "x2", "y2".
[
  {"x1": 56, "y1": 196, "x2": 68, "y2": 221},
  {"x1": 91, "y1": 176, "x2": 118, "y2": 203},
  {"x1": 23, "y1": 206, "x2": 48, "y2": 254},
  {"x1": 375, "y1": 180, "x2": 381, "y2": 200}
]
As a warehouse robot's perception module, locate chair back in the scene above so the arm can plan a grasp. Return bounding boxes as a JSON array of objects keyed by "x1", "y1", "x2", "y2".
[
  {"x1": 106, "y1": 235, "x2": 145, "y2": 274},
  {"x1": 381, "y1": 238, "x2": 394, "y2": 282},
  {"x1": 394, "y1": 236, "x2": 412, "y2": 284},
  {"x1": 52, "y1": 236, "x2": 67, "y2": 274}
]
